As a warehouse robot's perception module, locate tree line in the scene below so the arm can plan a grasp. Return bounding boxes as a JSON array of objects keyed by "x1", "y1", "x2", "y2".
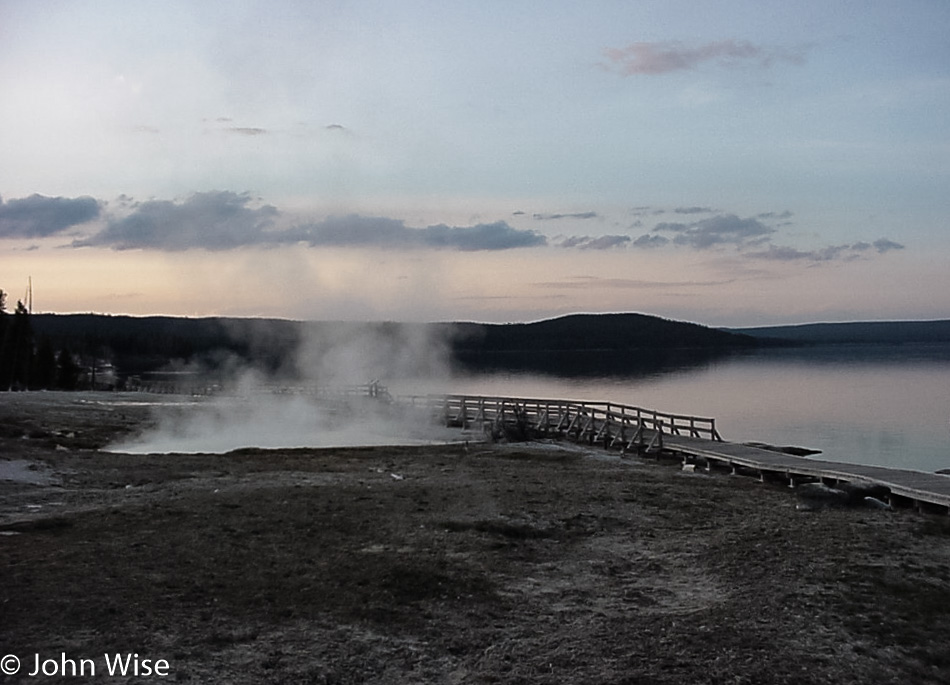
[
  {"x1": 3, "y1": 303, "x2": 768, "y2": 392},
  {"x1": 0, "y1": 289, "x2": 82, "y2": 391}
]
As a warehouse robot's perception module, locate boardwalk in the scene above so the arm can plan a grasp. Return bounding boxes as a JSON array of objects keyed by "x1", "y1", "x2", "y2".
[
  {"x1": 664, "y1": 435, "x2": 950, "y2": 513},
  {"x1": 408, "y1": 392, "x2": 950, "y2": 515},
  {"x1": 125, "y1": 383, "x2": 950, "y2": 515}
]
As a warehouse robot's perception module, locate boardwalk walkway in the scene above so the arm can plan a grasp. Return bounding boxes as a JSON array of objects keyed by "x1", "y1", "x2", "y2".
[
  {"x1": 663, "y1": 435, "x2": 950, "y2": 513},
  {"x1": 129, "y1": 383, "x2": 950, "y2": 515},
  {"x1": 407, "y1": 392, "x2": 950, "y2": 515}
]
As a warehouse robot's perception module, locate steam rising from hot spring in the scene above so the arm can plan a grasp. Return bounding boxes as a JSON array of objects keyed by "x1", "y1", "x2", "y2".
[{"x1": 108, "y1": 322, "x2": 466, "y2": 454}]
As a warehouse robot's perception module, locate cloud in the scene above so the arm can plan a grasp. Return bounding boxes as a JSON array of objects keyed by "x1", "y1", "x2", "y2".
[
  {"x1": 654, "y1": 214, "x2": 774, "y2": 248},
  {"x1": 534, "y1": 275, "x2": 735, "y2": 290},
  {"x1": 674, "y1": 206, "x2": 714, "y2": 214},
  {"x1": 292, "y1": 216, "x2": 546, "y2": 251},
  {"x1": 603, "y1": 39, "x2": 805, "y2": 76},
  {"x1": 226, "y1": 127, "x2": 268, "y2": 136},
  {"x1": 533, "y1": 211, "x2": 599, "y2": 221},
  {"x1": 557, "y1": 235, "x2": 631, "y2": 250},
  {"x1": 75, "y1": 191, "x2": 278, "y2": 251},
  {"x1": 0, "y1": 194, "x2": 101, "y2": 238},
  {"x1": 756, "y1": 210, "x2": 793, "y2": 220},
  {"x1": 746, "y1": 239, "x2": 905, "y2": 262},
  {"x1": 746, "y1": 245, "x2": 845, "y2": 262},
  {"x1": 425, "y1": 222, "x2": 546, "y2": 250},
  {"x1": 54, "y1": 191, "x2": 909, "y2": 265},
  {"x1": 632, "y1": 234, "x2": 669, "y2": 248},
  {"x1": 873, "y1": 238, "x2": 905, "y2": 253},
  {"x1": 72, "y1": 192, "x2": 546, "y2": 253}
]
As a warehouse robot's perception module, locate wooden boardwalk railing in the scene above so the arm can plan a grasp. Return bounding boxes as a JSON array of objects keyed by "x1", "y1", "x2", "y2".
[
  {"x1": 130, "y1": 379, "x2": 391, "y2": 400},
  {"x1": 128, "y1": 382, "x2": 950, "y2": 515},
  {"x1": 399, "y1": 393, "x2": 721, "y2": 452},
  {"x1": 398, "y1": 392, "x2": 950, "y2": 515}
]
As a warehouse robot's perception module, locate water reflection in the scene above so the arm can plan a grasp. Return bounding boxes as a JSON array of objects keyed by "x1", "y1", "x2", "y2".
[
  {"x1": 451, "y1": 346, "x2": 738, "y2": 381},
  {"x1": 402, "y1": 343, "x2": 950, "y2": 473}
]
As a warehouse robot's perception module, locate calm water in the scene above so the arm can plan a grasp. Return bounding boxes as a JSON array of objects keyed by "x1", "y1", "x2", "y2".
[{"x1": 398, "y1": 344, "x2": 950, "y2": 473}]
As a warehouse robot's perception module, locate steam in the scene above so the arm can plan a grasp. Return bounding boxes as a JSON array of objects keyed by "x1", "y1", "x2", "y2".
[{"x1": 108, "y1": 322, "x2": 464, "y2": 454}]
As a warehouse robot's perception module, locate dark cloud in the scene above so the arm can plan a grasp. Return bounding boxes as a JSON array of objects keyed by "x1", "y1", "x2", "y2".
[
  {"x1": 654, "y1": 214, "x2": 774, "y2": 248},
  {"x1": 756, "y1": 210, "x2": 793, "y2": 220},
  {"x1": 746, "y1": 239, "x2": 905, "y2": 262},
  {"x1": 533, "y1": 211, "x2": 599, "y2": 221},
  {"x1": 325, "y1": 124, "x2": 346, "y2": 131},
  {"x1": 73, "y1": 193, "x2": 545, "y2": 253},
  {"x1": 873, "y1": 238, "x2": 904, "y2": 253},
  {"x1": 558, "y1": 236, "x2": 589, "y2": 249},
  {"x1": 632, "y1": 234, "x2": 669, "y2": 248},
  {"x1": 74, "y1": 191, "x2": 278, "y2": 251},
  {"x1": 292, "y1": 216, "x2": 546, "y2": 251},
  {"x1": 0, "y1": 194, "x2": 101, "y2": 238},
  {"x1": 603, "y1": 39, "x2": 806, "y2": 76},
  {"x1": 674, "y1": 206, "x2": 714, "y2": 214},
  {"x1": 746, "y1": 245, "x2": 849, "y2": 262},
  {"x1": 557, "y1": 235, "x2": 630, "y2": 250},
  {"x1": 583, "y1": 235, "x2": 630, "y2": 249},
  {"x1": 424, "y1": 222, "x2": 546, "y2": 250}
]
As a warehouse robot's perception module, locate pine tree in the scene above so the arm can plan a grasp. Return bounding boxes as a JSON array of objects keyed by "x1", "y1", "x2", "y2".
[
  {"x1": 33, "y1": 337, "x2": 57, "y2": 389},
  {"x1": 5, "y1": 301, "x2": 34, "y2": 390},
  {"x1": 57, "y1": 348, "x2": 81, "y2": 390}
]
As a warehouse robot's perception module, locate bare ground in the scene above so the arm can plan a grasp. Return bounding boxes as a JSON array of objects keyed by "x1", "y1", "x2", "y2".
[{"x1": 2, "y1": 392, "x2": 950, "y2": 684}]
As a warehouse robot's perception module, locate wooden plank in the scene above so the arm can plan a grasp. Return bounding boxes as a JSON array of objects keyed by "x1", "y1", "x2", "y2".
[{"x1": 665, "y1": 435, "x2": 950, "y2": 509}]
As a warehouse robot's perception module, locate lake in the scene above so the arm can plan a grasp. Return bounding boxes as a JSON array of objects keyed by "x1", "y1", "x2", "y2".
[{"x1": 396, "y1": 343, "x2": 950, "y2": 473}]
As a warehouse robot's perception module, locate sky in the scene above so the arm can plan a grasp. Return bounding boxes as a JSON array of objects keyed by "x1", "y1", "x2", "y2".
[{"x1": 1, "y1": 0, "x2": 948, "y2": 327}]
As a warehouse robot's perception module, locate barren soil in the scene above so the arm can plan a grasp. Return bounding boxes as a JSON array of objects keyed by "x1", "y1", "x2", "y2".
[{"x1": 3, "y1": 392, "x2": 950, "y2": 684}]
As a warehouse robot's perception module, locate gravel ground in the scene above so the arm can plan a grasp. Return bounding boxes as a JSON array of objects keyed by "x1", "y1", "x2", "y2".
[{"x1": 2, "y1": 391, "x2": 950, "y2": 684}]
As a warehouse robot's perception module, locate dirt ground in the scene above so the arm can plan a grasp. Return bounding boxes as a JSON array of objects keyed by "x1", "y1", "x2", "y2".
[{"x1": 3, "y1": 391, "x2": 950, "y2": 684}]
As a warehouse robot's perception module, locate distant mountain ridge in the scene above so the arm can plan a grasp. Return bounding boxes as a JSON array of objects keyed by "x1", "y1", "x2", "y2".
[
  {"x1": 28, "y1": 311, "x2": 757, "y2": 378},
  {"x1": 731, "y1": 320, "x2": 950, "y2": 345},
  {"x1": 451, "y1": 313, "x2": 756, "y2": 353}
]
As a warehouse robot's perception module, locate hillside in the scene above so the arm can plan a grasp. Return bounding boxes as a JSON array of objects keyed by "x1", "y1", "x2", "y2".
[
  {"x1": 29, "y1": 314, "x2": 302, "y2": 376},
  {"x1": 732, "y1": 320, "x2": 950, "y2": 345},
  {"x1": 27, "y1": 312, "x2": 758, "y2": 379},
  {"x1": 446, "y1": 313, "x2": 758, "y2": 376},
  {"x1": 452, "y1": 313, "x2": 755, "y2": 353}
]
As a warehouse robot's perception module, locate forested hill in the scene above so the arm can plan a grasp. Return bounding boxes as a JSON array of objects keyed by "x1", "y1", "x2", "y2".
[
  {"x1": 29, "y1": 314, "x2": 302, "y2": 376},
  {"x1": 450, "y1": 313, "x2": 756, "y2": 353},
  {"x1": 731, "y1": 320, "x2": 950, "y2": 345},
  {"x1": 26, "y1": 312, "x2": 758, "y2": 379},
  {"x1": 444, "y1": 313, "x2": 758, "y2": 375}
]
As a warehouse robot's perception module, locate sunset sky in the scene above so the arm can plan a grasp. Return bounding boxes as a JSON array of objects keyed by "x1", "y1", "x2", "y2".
[{"x1": 1, "y1": 0, "x2": 948, "y2": 326}]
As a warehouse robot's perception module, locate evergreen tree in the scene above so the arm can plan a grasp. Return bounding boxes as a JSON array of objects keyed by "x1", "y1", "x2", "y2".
[
  {"x1": 4, "y1": 301, "x2": 34, "y2": 390},
  {"x1": 0, "y1": 289, "x2": 7, "y2": 389},
  {"x1": 33, "y1": 337, "x2": 57, "y2": 389},
  {"x1": 56, "y1": 348, "x2": 81, "y2": 390}
]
